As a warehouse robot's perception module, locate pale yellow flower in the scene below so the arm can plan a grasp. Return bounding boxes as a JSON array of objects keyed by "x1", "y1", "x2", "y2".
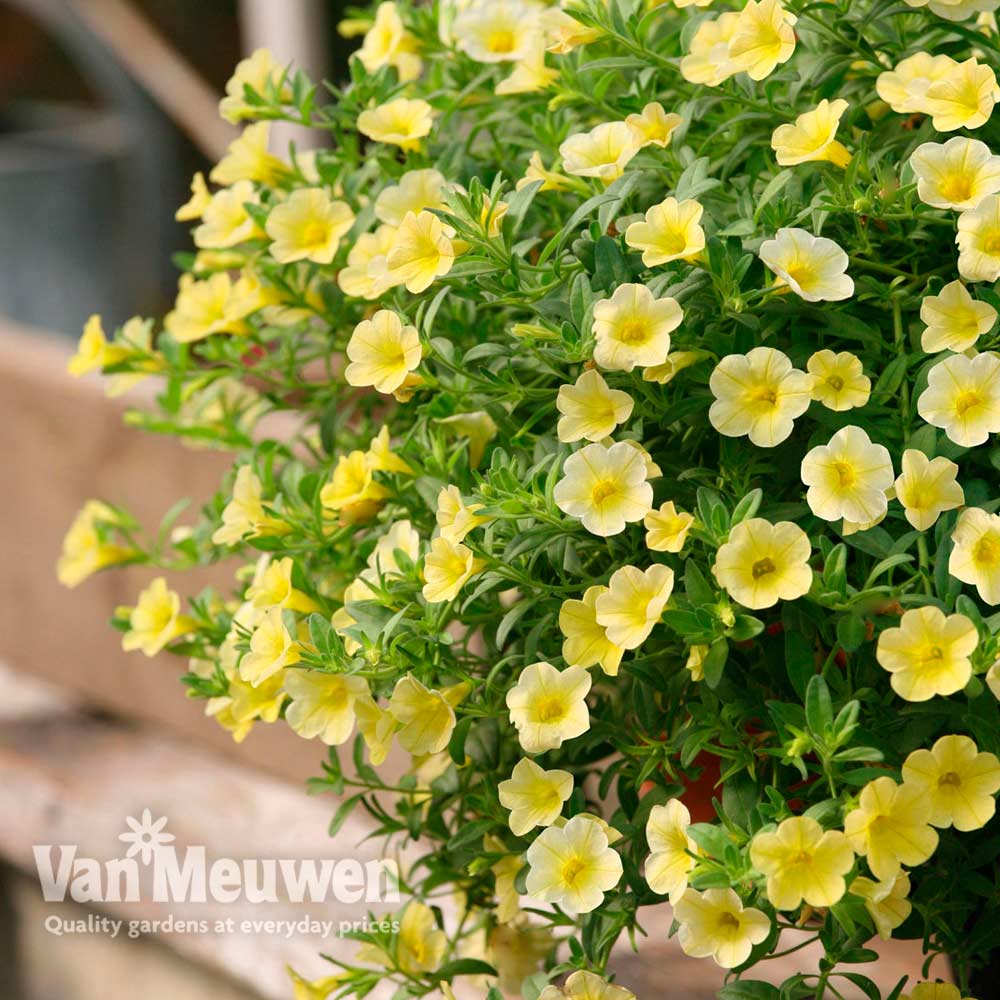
[
  {"x1": 386, "y1": 210, "x2": 456, "y2": 293},
  {"x1": 320, "y1": 450, "x2": 389, "y2": 523},
  {"x1": 122, "y1": 578, "x2": 195, "y2": 656},
  {"x1": 644, "y1": 799, "x2": 696, "y2": 901},
  {"x1": 525, "y1": 814, "x2": 622, "y2": 914},
  {"x1": 220, "y1": 48, "x2": 289, "y2": 123},
  {"x1": 389, "y1": 675, "x2": 466, "y2": 755},
  {"x1": 357, "y1": 2, "x2": 422, "y2": 81},
  {"x1": 284, "y1": 670, "x2": 369, "y2": 745},
  {"x1": 165, "y1": 272, "x2": 265, "y2": 343},
  {"x1": 903, "y1": 734, "x2": 1000, "y2": 831},
  {"x1": 911, "y1": 137, "x2": 1000, "y2": 211},
  {"x1": 591, "y1": 283, "x2": 683, "y2": 371},
  {"x1": 517, "y1": 151, "x2": 573, "y2": 192},
  {"x1": 453, "y1": 0, "x2": 544, "y2": 63},
  {"x1": 625, "y1": 102, "x2": 682, "y2": 149},
  {"x1": 903, "y1": 985, "x2": 974, "y2": 1000},
  {"x1": 345, "y1": 309, "x2": 422, "y2": 394},
  {"x1": 57, "y1": 500, "x2": 135, "y2": 588},
  {"x1": 644, "y1": 502, "x2": 695, "y2": 553},
  {"x1": 844, "y1": 776, "x2": 939, "y2": 883},
  {"x1": 595, "y1": 563, "x2": 675, "y2": 649},
  {"x1": 213, "y1": 465, "x2": 286, "y2": 546},
  {"x1": 850, "y1": 873, "x2": 912, "y2": 940},
  {"x1": 680, "y1": 12, "x2": 741, "y2": 87},
  {"x1": 559, "y1": 121, "x2": 641, "y2": 185},
  {"x1": 395, "y1": 900, "x2": 447, "y2": 973},
  {"x1": 496, "y1": 38, "x2": 559, "y2": 94},
  {"x1": 771, "y1": 99, "x2": 851, "y2": 168},
  {"x1": 554, "y1": 440, "x2": 653, "y2": 537},
  {"x1": 266, "y1": 189, "x2": 354, "y2": 264},
  {"x1": 917, "y1": 351, "x2": 1000, "y2": 446},
  {"x1": 246, "y1": 556, "x2": 320, "y2": 613},
  {"x1": 807, "y1": 349, "x2": 871, "y2": 411},
  {"x1": 375, "y1": 169, "x2": 447, "y2": 226},
  {"x1": 709, "y1": 346, "x2": 812, "y2": 447},
  {"x1": 686, "y1": 644, "x2": 708, "y2": 681},
  {"x1": 556, "y1": 369, "x2": 634, "y2": 443},
  {"x1": 498, "y1": 758, "x2": 574, "y2": 835},
  {"x1": 194, "y1": 181, "x2": 260, "y2": 249},
  {"x1": 877, "y1": 605, "x2": 977, "y2": 702},
  {"x1": 624, "y1": 197, "x2": 705, "y2": 267},
  {"x1": 539, "y1": 971, "x2": 635, "y2": 1000},
  {"x1": 357, "y1": 98, "x2": 434, "y2": 150},
  {"x1": 950, "y1": 506, "x2": 1000, "y2": 603},
  {"x1": 559, "y1": 586, "x2": 625, "y2": 676},
  {"x1": 920, "y1": 280, "x2": 997, "y2": 352},
  {"x1": 958, "y1": 194, "x2": 1000, "y2": 281},
  {"x1": 175, "y1": 171, "x2": 211, "y2": 221},
  {"x1": 728, "y1": 0, "x2": 796, "y2": 81},
  {"x1": 338, "y1": 224, "x2": 397, "y2": 299},
  {"x1": 674, "y1": 888, "x2": 771, "y2": 969},
  {"x1": 713, "y1": 517, "x2": 812, "y2": 610},
  {"x1": 436, "y1": 485, "x2": 489, "y2": 544},
  {"x1": 421, "y1": 536, "x2": 485, "y2": 603},
  {"x1": 904, "y1": 0, "x2": 1000, "y2": 19},
  {"x1": 543, "y1": 7, "x2": 603, "y2": 54},
  {"x1": 355, "y1": 695, "x2": 397, "y2": 765},
  {"x1": 877, "y1": 52, "x2": 957, "y2": 114},
  {"x1": 925, "y1": 57, "x2": 998, "y2": 131},
  {"x1": 759, "y1": 227, "x2": 854, "y2": 301},
  {"x1": 894, "y1": 449, "x2": 964, "y2": 531},
  {"x1": 506, "y1": 661, "x2": 591, "y2": 752},
  {"x1": 240, "y1": 606, "x2": 302, "y2": 686},
  {"x1": 644, "y1": 350, "x2": 704, "y2": 384},
  {"x1": 211, "y1": 122, "x2": 286, "y2": 186},
  {"x1": 801, "y1": 425, "x2": 894, "y2": 524}
]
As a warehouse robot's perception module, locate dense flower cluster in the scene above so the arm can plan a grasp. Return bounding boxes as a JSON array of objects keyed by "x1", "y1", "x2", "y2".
[{"x1": 62, "y1": 0, "x2": 1000, "y2": 996}]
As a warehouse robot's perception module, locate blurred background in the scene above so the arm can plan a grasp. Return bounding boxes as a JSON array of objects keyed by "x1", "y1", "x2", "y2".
[{"x1": 0, "y1": 2, "x2": 947, "y2": 997}]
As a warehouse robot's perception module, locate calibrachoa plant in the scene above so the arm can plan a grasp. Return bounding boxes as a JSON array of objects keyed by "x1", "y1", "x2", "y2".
[{"x1": 58, "y1": 0, "x2": 1000, "y2": 996}]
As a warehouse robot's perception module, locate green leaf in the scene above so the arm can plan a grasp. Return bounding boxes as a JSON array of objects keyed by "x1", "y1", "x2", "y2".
[
  {"x1": 702, "y1": 637, "x2": 729, "y2": 688},
  {"x1": 685, "y1": 560, "x2": 716, "y2": 606},
  {"x1": 836, "y1": 613, "x2": 867, "y2": 652},
  {"x1": 805, "y1": 675, "x2": 834, "y2": 738},
  {"x1": 718, "y1": 981, "x2": 781, "y2": 1000},
  {"x1": 784, "y1": 630, "x2": 814, "y2": 701}
]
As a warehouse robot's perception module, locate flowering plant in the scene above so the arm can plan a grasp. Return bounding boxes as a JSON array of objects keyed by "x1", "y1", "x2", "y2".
[{"x1": 61, "y1": 0, "x2": 1000, "y2": 996}]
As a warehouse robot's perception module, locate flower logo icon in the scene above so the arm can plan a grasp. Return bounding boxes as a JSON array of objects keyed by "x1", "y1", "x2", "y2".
[{"x1": 118, "y1": 810, "x2": 175, "y2": 865}]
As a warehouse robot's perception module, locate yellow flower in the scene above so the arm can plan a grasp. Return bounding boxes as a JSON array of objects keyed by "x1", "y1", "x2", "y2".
[
  {"x1": 57, "y1": 500, "x2": 135, "y2": 587},
  {"x1": 286, "y1": 966, "x2": 343, "y2": 1000},
  {"x1": 958, "y1": 194, "x2": 1000, "y2": 281},
  {"x1": 453, "y1": 0, "x2": 543, "y2": 63},
  {"x1": 539, "y1": 971, "x2": 635, "y2": 1000},
  {"x1": 355, "y1": 695, "x2": 397, "y2": 765},
  {"x1": 344, "y1": 309, "x2": 422, "y2": 394},
  {"x1": 498, "y1": 758, "x2": 574, "y2": 835},
  {"x1": 266, "y1": 189, "x2": 354, "y2": 264},
  {"x1": 674, "y1": 888, "x2": 771, "y2": 969},
  {"x1": 517, "y1": 150, "x2": 573, "y2": 192},
  {"x1": 911, "y1": 137, "x2": 1000, "y2": 211},
  {"x1": 525, "y1": 814, "x2": 622, "y2": 914},
  {"x1": 435, "y1": 410, "x2": 498, "y2": 466},
  {"x1": 644, "y1": 799, "x2": 696, "y2": 901},
  {"x1": 750, "y1": 816, "x2": 854, "y2": 910},
  {"x1": 712, "y1": 517, "x2": 812, "y2": 610},
  {"x1": 357, "y1": 2, "x2": 422, "y2": 81},
  {"x1": 396, "y1": 901, "x2": 447, "y2": 973},
  {"x1": 559, "y1": 122, "x2": 641, "y2": 185},
  {"x1": 771, "y1": 99, "x2": 851, "y2": 168},
  {"x1": 625, "y1": 102, "x2": 682, "y2": 149},
  {"x1": 728, "y1": 0, "x2": 796, "y2": 81},
  {"x1": 988, "y1": 658, "x2": 1000, "y2": 699},
  {"x1": 850, "y1": 873, "x2": 912, "y2": 941},
  {"x1": 213, "y1": 465, "x2": 286, "y2": 546},
  {"x1": 284, "y1": 670, "x2": 369, "y2": 745},
  {"x1": 920, "y1": 280, "x2": 997, "y2": 352},
  {"x1": 559, "y1": 586, "x2": 625, "y2": 677},
  {"x1": 357, "y1": 97, "x2": 434, "y2": 150},
  {"x1": 807, "y1": 349, "x2": 871, "y2": 411},
  {"x1": 925, "y1": 57, "x2": 997, "y2": 131},
  {"x1": 591, "y1": 283, "x2": 683, "y2": 371},
  {"x1": 220, "y1": 48, "x2": 289, "y2": 123},
  {"x1": 421, "y1": 536, "x2": 485, "y2": 603},
  {"x1": 227, "y1": 665, "x2": 287, "y2": 725},
  {"x1": 193, "y1": 181, "x2": 261, "y2": 249},
  {"x1": 553, "y1": 440, "x2": 654, "y2": 536},
  {"x1": 506, "y1": 661, "x2": 591, "y2": 753},
  {"x1": 67, "y1": 315, "x2": 123, "y2": 376},
  {"x1": 246, "y1": 556, "x2": 320, "y2": 614},
  {"x1": 686, "y1": 644, "x2": 708, "y2": 681},
  {"x1": 338, "y1": 224, "x2": 396, "y2": 299},
  {"x1": 759, "y1": 227, "x2": 854, "y2": 301},
  {"x1": 681, "y1": 12, "x2": 741, "y2": 87},
  {"x1": 388, "y1": 675, "x2": 466, "y2": 755},
  {"x1": 436, "y1": 485, "x2": 489, "y2": 544},
  {"x1": 556, "y1": 369, "x2": 634, "y2": 443},
  {"x1": 122, "y1": 577, "x2": 195, "y2": 657},
  {"x1": 709, "y1": 346, "x2": 812, "y2": 447},
  {"x1": 801, "y1": 425, "x2": 894, "y2": 524},
  {"x1": 375, "y1": 169, "x2": 448, "y2": 226},
  {"x1": 211, "y1": 122, "x2": 286, "y2": 186},
  {"x1": 164, "y1": 272, "x2": 263, "y2": 343},
  {"x1": 950, "y1": 506, "x2": 1000, "y2": 603},
  {"x1": 917, "y1": 351, "x2": 1000, "y2": 446},
  {"x1": 902, "y1": 734, "x2": 1000, "y2": 831},
  {"x1": 877, "y1": 52, "x2": 957, "y2": 114},
  {"x1": 624, "y1": 197, "x2": 705, "y2": 267},
  {"x1": 240, "y1": 606, "x2": 302, "y2": 686},
  {"x1": 595, "y1": 563, "x2": 675, "y2": 649},
  {"x1": 489, "y1": 921, "x2": 551, "y2": 994},
  {"x1": 543, "y1": 8, "x2": 603, "y2": 54},
  {"x1": 894, "y1": 449, "x2": 964, "y2": 531},
  {"x1": 320, "y1": 450, "x2": 389, "y2": 523},
  {"x1": 903, "y1": 986, "x2": 974, "y2": 1000},
  {"x1": 905, "y1": 0, "x2": 1000, "y2": 19},
  {"x1": 386, "y1": 210, "x2": 456, "y2": 293},
  {"x1": 644, "y1": 501, "x2": 695, "y2": 553},
  {"x1": 175, "y1": 171, "x2": 211, "y2": 221},
  {"x1": 844, "y1": 776, "x2": 939, "y2": 882},
  {"x1": 495, "y1": 38, "x2": 559, "y2": 95}
]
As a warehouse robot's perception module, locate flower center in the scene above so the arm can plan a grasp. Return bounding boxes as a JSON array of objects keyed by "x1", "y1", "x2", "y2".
[
  {"x1": 941, "y1": 174, "x2": 973, "y2": 203},
  {"x1": 751, "y1": 557, "x2": 776, "y2": 579},
  {"x1": 826, "y1": 375, "x2": 845, "y2": 391},
  {"x1": 487, "y1": 28, "x2": 518, "y2": 54},
  {"x1": 833, "y1": 461, "x2": 857, "y2": 488},
  {"x1": 982, "y1": 232, "x2": 1000, "y2": 254},
  {"x1": 301, "y1": 221, "x2": 330, "y2": 248},
  {"x1": 790, "y1": 850, "x2": 812, "y2": 865},
  {"x1": 749, "y1": 385, "x2": 778, "y2": 406},
  {"x1": 955, "y1": 390, "x2": 983, "y2": 417},
  {"x1": 591, "y1": 480, "x2": 619, "y2": 504},
  {"x1": 616, "y1": 319, "x2": 651, "y2": 345},
  {"x1": 537, "y1": 696, "x2": 568, "y2": 723},
  {"x1": 921, "y1": 644, "x2": 945, "y2": 663},
  {"x1": 974, "y1": 534, "x2": 1000, "y2": 566},
  {"x1": 939, "y1": 770, "x2": 963, "y2": 787},
  {"x1": 561, "y1": 856, "x2": 587, "y2": 886},
  {"x1": 717, "y1": 911, "x2": 741, "y2": 932}
]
